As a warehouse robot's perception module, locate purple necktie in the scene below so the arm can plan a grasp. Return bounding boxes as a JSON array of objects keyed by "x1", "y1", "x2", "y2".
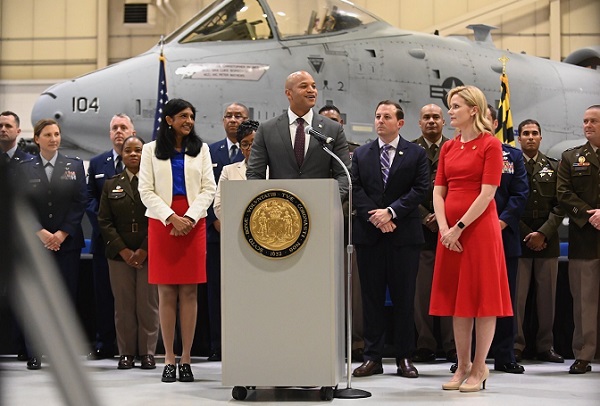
[
  {"x1": 294, "y1": 118, "x2": 305, "y2": 167},
  {"x1": 381, "y1": 144, "x2": 392, "y2": 186}
]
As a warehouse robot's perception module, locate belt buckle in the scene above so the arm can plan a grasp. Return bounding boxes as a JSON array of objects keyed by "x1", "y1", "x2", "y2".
[{"x1": 131, "y1": 223, "x2": 138, "y2": 233}]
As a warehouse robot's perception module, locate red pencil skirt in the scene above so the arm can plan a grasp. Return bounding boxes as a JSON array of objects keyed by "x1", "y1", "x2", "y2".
[{"x1": 148, "y1": 196, "x2": 207, "y2": 285}]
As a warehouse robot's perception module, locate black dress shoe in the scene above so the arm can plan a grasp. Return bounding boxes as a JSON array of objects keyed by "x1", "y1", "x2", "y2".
[
  {"x1": 352, "y1": 360, "x2": 383, "y2": 377},
  {"x1": 397, "y1": 358, "x2": 419, "y2": 378},
  {"x1": 351, "y1": 348, "x2": 364, "y2": 362},
  {"x1": 161, "y1": 364, "x2": 176, "y2": 383},
  {"x1": 140, "y1": 354, "x2": 156, "y2": 369},
  {"x1": 446, "y1": 349, "x2": 458, "y2": 363},
  {"x1": 27, "y1": 357, "x2": 41, "y2": 370},
  {"x1": 569, "y1": 359, "x2": 591, "y2": 374},
  {"x1": 87, "y1": 348, "x2": 115, "y2": 360},
  {"x1": 178, "y1": 363, "x2": 194, "y2": 382},
  {"x1": 412, "y1": 348, "x2": 436, "y2": 363},
  {"x1": 207, "y1": 351, "x2": 221, "y2": 362},
  {"x1": 117, "y1": 355, "x2": 135, "y2": 369},
  {"x1": 450, "y1": 363, "x2": 458, "y2": 373},
  {"x1": 495, "y1": 362, "x2": 525, "y2": 373},
  {"x1": 537, "y1": 348, "x2": 564, "y2": 363}
]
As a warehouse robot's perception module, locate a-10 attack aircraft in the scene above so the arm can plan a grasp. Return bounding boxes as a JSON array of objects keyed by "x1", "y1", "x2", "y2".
[{"x1": 31, "y1": 0, "x2": 600, "y2": 158}]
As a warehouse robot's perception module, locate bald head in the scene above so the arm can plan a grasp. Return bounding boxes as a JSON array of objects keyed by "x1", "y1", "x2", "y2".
[{"x1": 285, "y1": 70, "x2": 318, "y2": 116}]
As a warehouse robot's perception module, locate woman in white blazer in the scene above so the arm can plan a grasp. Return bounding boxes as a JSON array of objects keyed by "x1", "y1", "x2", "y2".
[
  {"x1": 214, "y1": 120, "x2": 259, "y2": 219},
  {"x1": 139, "y1": 99, "x2": 216, "y2": 383}
]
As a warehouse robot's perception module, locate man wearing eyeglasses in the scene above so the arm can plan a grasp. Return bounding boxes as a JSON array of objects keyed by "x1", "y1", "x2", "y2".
[{"x1": 206, "y1": 103, "x2": 248, "y2": 361}]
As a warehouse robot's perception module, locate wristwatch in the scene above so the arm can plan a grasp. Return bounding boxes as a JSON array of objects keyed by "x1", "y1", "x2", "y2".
[{"x1": 457, "y1": 221, "x2": 465, "y2": 229}]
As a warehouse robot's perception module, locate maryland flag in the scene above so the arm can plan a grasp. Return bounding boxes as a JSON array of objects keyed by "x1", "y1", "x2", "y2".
[
  {"x1": 152, "y1": 54, "x2": 169, "y2": 140},
  {"x1": 495, "y1": 73, "x2": 515, "y2": 145}
]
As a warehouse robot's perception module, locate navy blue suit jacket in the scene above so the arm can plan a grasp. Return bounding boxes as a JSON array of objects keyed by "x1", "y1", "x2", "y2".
[
  {"x1": 207, "y1": 138, "x2": 244, "y2": 243},
  {"x1": 352, "y1": 136, "x2": 429, "y2": 246},
  {"x1": 20, "y1": 153, "x2": 86, "y2": 252},
  {"x1": 87, "y1": 150, "x2": 118, "y2": 254},
  {"x1": 494, "y1": 145, "x2": 529, "y2": 258}
]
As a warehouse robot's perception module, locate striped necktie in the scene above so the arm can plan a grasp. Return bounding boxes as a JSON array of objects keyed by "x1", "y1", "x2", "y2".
[{"x1": 381, "y1": 144, "x2": 392, "y2": 186}]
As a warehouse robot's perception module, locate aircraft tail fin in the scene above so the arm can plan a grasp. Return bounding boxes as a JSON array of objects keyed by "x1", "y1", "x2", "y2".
[{"x1": 466, "y1": 24, "x2": 497, "y2": 46}]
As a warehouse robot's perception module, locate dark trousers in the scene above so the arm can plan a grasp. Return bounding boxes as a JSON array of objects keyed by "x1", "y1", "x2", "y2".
[
  {"x1": 23, "y1": 249, "x2": 81, "y2": 357},
  {"x1": 206, "y1": 241, "x2": 221, "y2": 353},
  {"x1": 91, "y1": 252, "x2": 116, "y2": 353},
  {"x1": 491, "y1": 255, "x2": 518, "y2": 365},
  {"x1": 356, "y1": 241, "x2": 419, "y2": 361}
]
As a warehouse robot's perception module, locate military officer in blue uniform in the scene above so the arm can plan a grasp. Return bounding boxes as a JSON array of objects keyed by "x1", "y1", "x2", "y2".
[
  {"x1": 488, "y1": 105, "x2": 529, "y2": 374},
  {"x1": 19, "y1": 118, "x2": 86, "y2": 369}
]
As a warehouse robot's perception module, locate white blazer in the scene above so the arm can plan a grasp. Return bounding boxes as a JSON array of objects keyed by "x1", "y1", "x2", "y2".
[
  {"x1": 214, "y1": 161, "x2": 247, "y2": 220},
  {"x1": 139, "y1": 141, "x2": 216, "y2": 225}
]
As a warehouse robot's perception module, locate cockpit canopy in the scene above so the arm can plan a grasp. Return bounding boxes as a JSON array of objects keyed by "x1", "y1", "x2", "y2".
[{"x1": 167, "y1": 0, "x2": 379, "y2": 44}]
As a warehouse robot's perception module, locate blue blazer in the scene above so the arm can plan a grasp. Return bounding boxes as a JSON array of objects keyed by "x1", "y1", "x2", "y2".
[
  {"x1": 86, "y1": 150, "x2": 118, "y2": 254},
  {"x1": 20, "y1": 153, "x2": 86, "y2": 252},
  {"x1": 207, "y1": 138, "x2": 244, "y2": 243},
  {"x1": 352, "y1": 136, "x2": 429, "y2": 246},
  {"x1": 494, "y1": 145, "x2": 529, "y2": 258}
]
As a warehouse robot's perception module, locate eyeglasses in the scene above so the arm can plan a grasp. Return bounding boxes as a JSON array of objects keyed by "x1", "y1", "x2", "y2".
[
  {"x1": 223, "y1": 114, "x2": 247, "y2": 120},
  {"x1": 240, "y1": 141, "x2": 253, "y2": 150}
]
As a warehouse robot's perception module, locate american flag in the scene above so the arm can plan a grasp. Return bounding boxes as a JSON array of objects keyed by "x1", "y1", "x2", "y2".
[{"x1": 152, "y1": 54, "x2": 168, "y2": 140}]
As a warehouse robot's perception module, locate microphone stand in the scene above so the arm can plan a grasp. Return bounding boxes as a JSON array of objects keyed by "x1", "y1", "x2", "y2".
[{"x1": 318, "y1": 141, "x2": 371, "y2": 399}]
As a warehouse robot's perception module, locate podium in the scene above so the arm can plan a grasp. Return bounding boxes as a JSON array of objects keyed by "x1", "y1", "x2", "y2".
[{"x1": 221, "y1": 179, "x2": 344, "y2": 399}]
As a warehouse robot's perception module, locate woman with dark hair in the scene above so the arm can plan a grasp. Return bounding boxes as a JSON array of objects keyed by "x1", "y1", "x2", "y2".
[
  {"x1": 213, "y1": 119, "x2": 260, "y2": 219},
  {"x1": 98, "y1": 135, "x2": 160, "y2": 371},
  {"x1": 138, "y1": 99, "x2": 216, "y2": 383},
  {"x1": 19, "y1": 118, "x2": 87, "y2": 370}
]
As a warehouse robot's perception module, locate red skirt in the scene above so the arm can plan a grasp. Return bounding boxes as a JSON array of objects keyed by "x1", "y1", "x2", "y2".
[{"x1": 148, "y1": 196, "x2": 207, "y2": 285}]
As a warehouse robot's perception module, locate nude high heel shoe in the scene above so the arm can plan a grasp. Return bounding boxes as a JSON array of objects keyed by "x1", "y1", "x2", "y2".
[
  {"x1": 459, "y1": 367, "x2": 489, "y2": 392},
  {"x1": 442, "y1": 368, "x2": 471, "y2": 390}
]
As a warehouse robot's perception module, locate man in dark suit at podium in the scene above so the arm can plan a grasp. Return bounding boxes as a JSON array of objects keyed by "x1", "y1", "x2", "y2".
[
  {"x1": 246, "y1": 70, "x2": 351, "y2": 200},
  {"x1": 351, "y1": 101, "x2": 429, "y2": 378}
]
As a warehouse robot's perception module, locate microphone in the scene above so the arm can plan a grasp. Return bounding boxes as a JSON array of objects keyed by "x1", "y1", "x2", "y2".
[{"x1": 305, "y1": 125, "x2": 334, "y2": 144}]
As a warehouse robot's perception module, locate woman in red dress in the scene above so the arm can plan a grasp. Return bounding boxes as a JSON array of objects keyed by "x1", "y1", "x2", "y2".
[
  {"x1": 430, "y1": 86, "x2": 512, "y2": 392},
  {"x1": 139, "y1": 99, "x2": 216, "y2": 383}
]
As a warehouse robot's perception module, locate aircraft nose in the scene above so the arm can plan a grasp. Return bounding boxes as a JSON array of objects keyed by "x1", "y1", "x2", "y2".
[{"x1": 31, "y1": 90, "x2": 64, "y2": 124}]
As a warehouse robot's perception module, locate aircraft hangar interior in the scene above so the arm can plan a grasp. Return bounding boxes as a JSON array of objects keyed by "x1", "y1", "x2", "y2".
[
  {"x1": 0, "y1": 0, "x2": 598, "y2": 141},
  {"x1": 0, "y1": 1, "x2": 599, "y2": 405}
]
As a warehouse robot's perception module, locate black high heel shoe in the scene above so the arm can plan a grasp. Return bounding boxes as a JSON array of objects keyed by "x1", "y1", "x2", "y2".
[
  {"x1": 178, "y1": 363, "x2": 194, "y2": 382},
  {"x1": 161, "y1": 364, "x2": 176, "y2": 383}
]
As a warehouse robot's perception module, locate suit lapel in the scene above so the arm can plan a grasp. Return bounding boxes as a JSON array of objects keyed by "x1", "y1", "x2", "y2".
[
  {"x1": 304, "y1": 116, "x2": 327, "y2": 162},
  {"x1": 216, "y1": 140, "x2": 229, "y2": 166},
  {"x1": 32, "y1": 156, "x2": 48, "y2": 184},
  {"x1": 103, "y1": 152, "x2": 116, "y2": 177},
  {"x1": 387, "y1": 136, "x2": 407, "y2": 181},
  {"x1": 276, "y1": 114, "x2": 298, "y2": 165},
  {"x1": 50, "y1": 153, "x2": 67, "y2": 183},
  {"x1": 366, "y1": 140, "x2": 385, "y2": 190},
  {"x1": 235, "y1": 162, "x2": 246, "y2": 179},
  {"x1": 116, "y1": 173, "x2": 135, "y2": 200}
]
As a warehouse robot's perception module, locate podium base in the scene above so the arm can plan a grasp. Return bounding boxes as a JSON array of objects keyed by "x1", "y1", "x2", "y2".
[{"x1": 334, "y1": 387, "x2": 372, "y2": 399}]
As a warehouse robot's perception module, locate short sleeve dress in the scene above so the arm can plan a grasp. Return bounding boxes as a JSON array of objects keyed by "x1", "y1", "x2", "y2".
[{"x1": 429, "y1": 133, "x2": 513, "y2": 318}]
